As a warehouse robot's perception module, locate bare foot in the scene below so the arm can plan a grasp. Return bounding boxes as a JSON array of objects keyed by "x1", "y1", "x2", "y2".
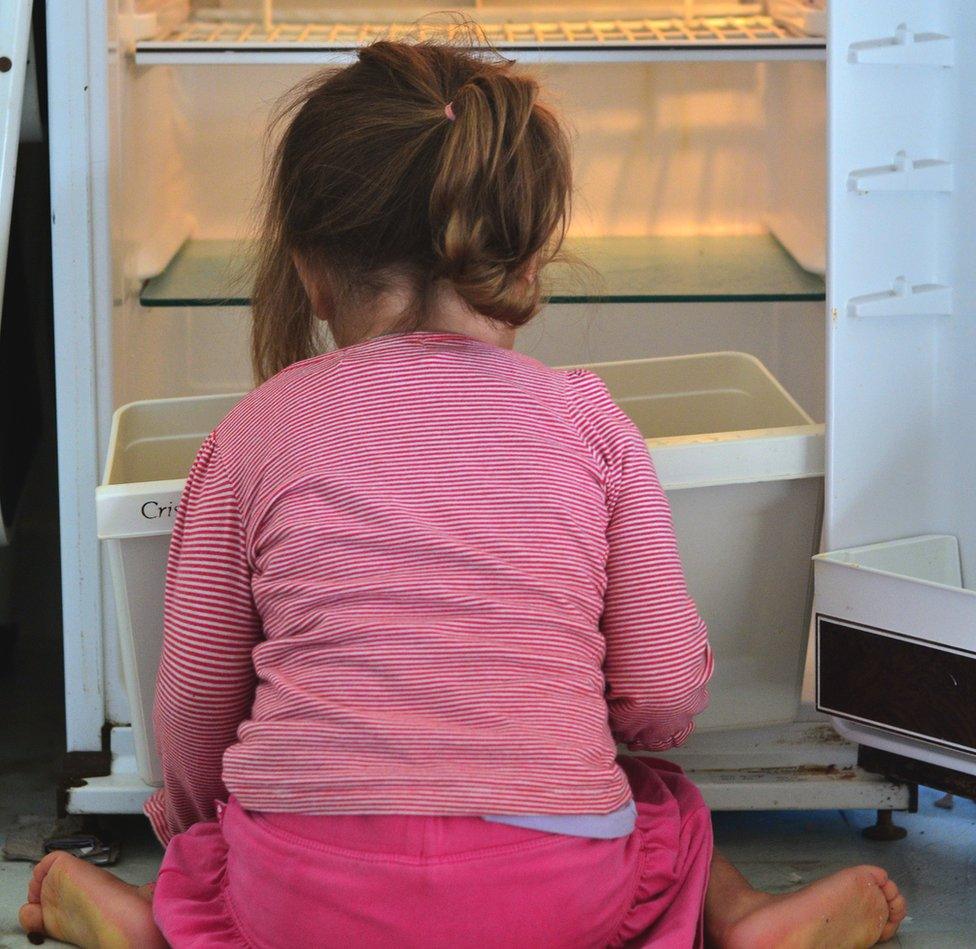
[
  {"x1": 19, "y1": 851, "x2": 166, "y2": 948},
  {"x1": 717, "y1": 865, "x2": 904, "y2": 949}
]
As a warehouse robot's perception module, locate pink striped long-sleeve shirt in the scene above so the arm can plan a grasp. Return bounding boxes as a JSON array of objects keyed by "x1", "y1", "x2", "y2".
[{"x1": 145, "y1": 331, "x2": 713, "y2": 844}]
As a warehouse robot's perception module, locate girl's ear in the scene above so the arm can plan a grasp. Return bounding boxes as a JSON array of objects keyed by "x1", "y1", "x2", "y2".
[{"x1": 291, "y1": 251, "x2": 330, "y2": 322}]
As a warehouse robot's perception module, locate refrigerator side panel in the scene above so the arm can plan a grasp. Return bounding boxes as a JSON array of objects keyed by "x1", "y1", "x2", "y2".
[
  {"x1": 0, "y1": 0, "x2": 32, "y2": 331},
  {"x1": 818, "y1": 2, "x2": 976, "y2": 776},
  {"x1": 47, "y1": 0, "x2": 113, "y2": 751}
]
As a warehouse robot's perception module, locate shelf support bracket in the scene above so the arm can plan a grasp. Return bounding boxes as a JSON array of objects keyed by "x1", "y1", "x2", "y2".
[
  {"x1": 847, "y1": 277, "x2": 952, "y2": 319},
  {"x1": 118, "y1": 12, "x2": 159, "y2": 53},
  {"x1": 848, "y1": 151, "x2": 953, "y2": 194},
  {"x1": 848, "y1": 24, "x2": 954, "y2": 67}
]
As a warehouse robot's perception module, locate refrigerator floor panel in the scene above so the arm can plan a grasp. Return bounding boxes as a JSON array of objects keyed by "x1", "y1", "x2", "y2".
[{"x1": 66, "y1": 722, "x2": 911, "y2": 816}]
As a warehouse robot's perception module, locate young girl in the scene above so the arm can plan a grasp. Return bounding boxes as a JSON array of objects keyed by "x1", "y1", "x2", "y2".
[{"x1": 22, "y1": 40, "x2": 906, "y2": 949}]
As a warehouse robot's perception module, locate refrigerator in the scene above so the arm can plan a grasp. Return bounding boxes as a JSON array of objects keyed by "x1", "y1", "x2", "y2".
[{"x1": 43, "y1": 0, "x2": 974, "y2": 818}]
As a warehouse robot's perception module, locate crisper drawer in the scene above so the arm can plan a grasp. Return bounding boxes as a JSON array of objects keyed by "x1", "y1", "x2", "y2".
[
  {"x1": 578, "y1": 351, "x2": 824, "y2": 734},
  {"x1": 97, "y1": 392, "x2": 244, "y2": 786},
  {"x1": 97, "y1": 351, "x2": 824, "y2": 785}
]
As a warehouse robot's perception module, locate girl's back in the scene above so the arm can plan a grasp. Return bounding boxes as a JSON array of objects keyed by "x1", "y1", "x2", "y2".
[{"x1": 162, "y1": 328, "x2": 707, "y2": 821}]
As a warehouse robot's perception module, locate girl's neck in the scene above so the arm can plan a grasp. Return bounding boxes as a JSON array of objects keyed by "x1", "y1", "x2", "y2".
[
  {"x1": 419, "y1": 314, "x2": 517, "y2": 351},
  {"x1": 365, "y1": 282, "x2": 518, "y2": 351}
]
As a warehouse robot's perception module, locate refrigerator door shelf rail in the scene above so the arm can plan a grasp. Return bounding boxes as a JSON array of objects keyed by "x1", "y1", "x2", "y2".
[
  {"x1": 847, "y1": 278, "x2": 952, "y2": 319},
  {"x1": 133, "y1": 16, "x2": 825, "y2": 66},
  {"x1": 848, "y1": 24, "x2": 954, "y2": 67},
  {"x1": 848, "y1": 152, "x2": 954, "y2": 195}
]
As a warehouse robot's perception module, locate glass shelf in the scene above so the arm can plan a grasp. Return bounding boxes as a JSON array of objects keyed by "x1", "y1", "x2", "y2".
[
  {"x1": 139, "y1": 234, "x2": 826, "y2": 308},
  {"x1": 133, "y1": 15, "x2": 825, "y2": 65}
]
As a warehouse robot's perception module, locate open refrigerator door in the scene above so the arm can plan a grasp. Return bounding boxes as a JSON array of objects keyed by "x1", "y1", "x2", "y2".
[{"x1": 816, "y1": 2, "x2": 976, "y2": 785}]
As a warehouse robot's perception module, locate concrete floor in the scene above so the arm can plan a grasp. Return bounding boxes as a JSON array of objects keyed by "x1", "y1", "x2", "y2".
[
  {"x1": 1, "y1": 781, "x2": 975, "y2": 947},
  {"x1": 1, "y1": 408, "x2": 975, "y2": 948}
]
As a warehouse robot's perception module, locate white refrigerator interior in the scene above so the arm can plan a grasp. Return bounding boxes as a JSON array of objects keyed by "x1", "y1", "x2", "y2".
[{"x1": 50, "y1": 0, "x2": 969, "y2": 815}]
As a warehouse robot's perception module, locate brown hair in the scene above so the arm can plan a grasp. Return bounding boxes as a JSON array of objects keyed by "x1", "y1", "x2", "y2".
[{"x1": 251, "y1": 39, "x2": 572, "y2": 383}]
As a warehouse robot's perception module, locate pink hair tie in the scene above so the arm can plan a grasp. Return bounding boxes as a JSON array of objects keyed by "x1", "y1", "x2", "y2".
[{"x1": 444, "y1": 101, "x2": 456, "y2": 122}]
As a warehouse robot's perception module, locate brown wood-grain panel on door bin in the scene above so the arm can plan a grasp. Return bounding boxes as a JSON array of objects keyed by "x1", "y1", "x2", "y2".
[{"x1": 817, "y1": 616, "x2": 976, "y2": 754}]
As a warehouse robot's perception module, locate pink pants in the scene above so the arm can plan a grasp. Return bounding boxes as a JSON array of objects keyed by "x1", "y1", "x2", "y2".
[{"x1": 153, "y1": 757, "x2": 712, "y2": 948}]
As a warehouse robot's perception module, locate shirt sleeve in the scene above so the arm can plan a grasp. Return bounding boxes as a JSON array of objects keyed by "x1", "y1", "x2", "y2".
[
  {"x1": 568, "y1": 370, "x2": 714, "y2": 752},
  {"x1": 143, "y1": 433, "x2": 261, "y2": 846}
]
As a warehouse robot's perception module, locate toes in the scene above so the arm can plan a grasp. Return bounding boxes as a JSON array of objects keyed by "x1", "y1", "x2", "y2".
[
  {"x1": 28, "y1": 852, "x2": 67, "y2": 904},
  {"x1": 18, "y1": 901, "x2": 45, "y2": 935},
  {"x1": 879, "y1": 919, "x2": 901, "y2": 943},
  {"x1": 858, "y1": 864, "x2": 889, "y2": 888},
  {"x1": 880, "y1": 879, "x2": 899, "y2": 903},
  {"x1": 878, "y1": 895, "x2": 908, "y2": 943},
  {"x1": 889, "y1": 894, "x2": 908, "y2": 921}
]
